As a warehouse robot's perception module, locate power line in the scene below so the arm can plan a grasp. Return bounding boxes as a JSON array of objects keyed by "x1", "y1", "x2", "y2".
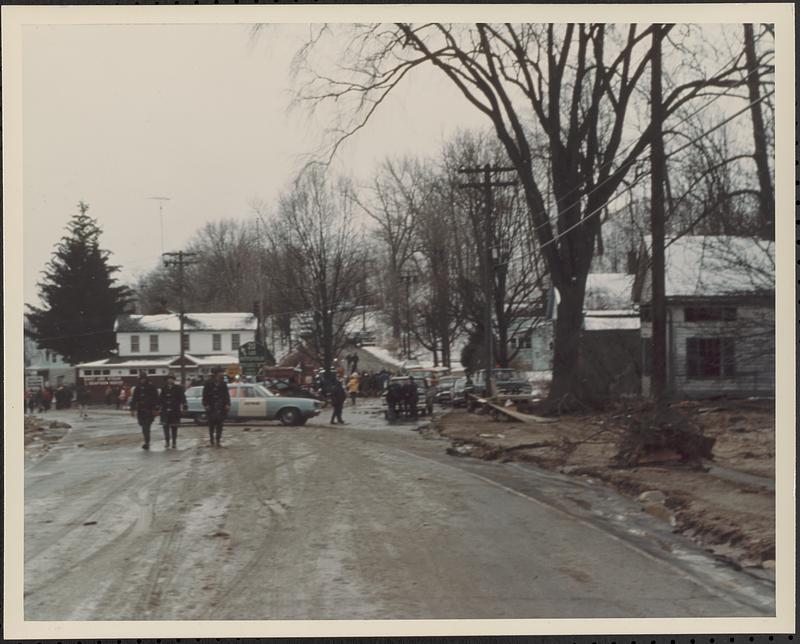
[
  {"x1": 528, "y1": 62, "x2": 769, "y2": 237},
  {"x1": 539, "y1": 89, "x2": 774, "y2": 251}
]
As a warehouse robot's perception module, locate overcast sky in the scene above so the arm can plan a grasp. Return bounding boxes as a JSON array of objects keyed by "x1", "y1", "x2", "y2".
[{"x1": 22, "y1": 23, "x2": 487, "y2": 305}]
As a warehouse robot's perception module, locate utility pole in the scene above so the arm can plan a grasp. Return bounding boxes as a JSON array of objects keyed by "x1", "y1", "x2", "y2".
[
  {"x1": 650, "y1": 25, "x2": 668, "y2": 404},
  {"x1": 162, "y1": 250, "x2": 199, "y2": 387},
  {"x1": 254, "y1": 215, "x2": 266, "y2": 347},
  {"x1": 149, "y1": 197, "x2": 171, "y2": 259},
  {"x1": 457, "y1": 163, "x2": 516, "y2": 398},
  {"x1": 401, "y1": 271, "x2": 415, "y2": 359}
]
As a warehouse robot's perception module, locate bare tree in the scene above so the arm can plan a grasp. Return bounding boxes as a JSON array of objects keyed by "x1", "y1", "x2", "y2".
[
  {"x1": 293, "y1": 23, "x2": 749, "y2": 403},
  {"x1": 743, "y1": 23, "x2": 775, "y2": 239},
  {"x1": 353, "y1": 159, "x2": 419, "y2": 345},
  {"x1": 263, "y1": 168, "x2": 365, "y2": 373},
  {"x1": 135, "y1": 218, "x2": 261, "y2": 314}
]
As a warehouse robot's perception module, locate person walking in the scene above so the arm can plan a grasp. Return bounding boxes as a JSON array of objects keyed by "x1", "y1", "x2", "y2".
[
  {"x1": 41, "y1": 387, "x2": 53, "y2": 412},
  {"x1": 202, "y1": 368, "x2": 230, "y2": 447},
  {"x1": 159, "y1": 374, "x2": 187, "y2": 449},
  {"x1": 329, "y1": 380, "x2": 347, "y2": 425},
  {"x1": 130, "y1": 373, "x2": 160, "y2": 450},
  {"x1": 347, "y1": 373, "x2": 359, "y2": 406},
  {"x1": 76, "y1": 383, "x2": 90, "y2": 420},
  {"x1": 27, "y1": 389, "x2": 37, "y2": 414}
]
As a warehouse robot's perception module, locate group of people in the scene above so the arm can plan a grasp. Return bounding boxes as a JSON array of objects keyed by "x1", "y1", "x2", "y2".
[
  {"x1": 128, "y1": 368, "x2": 230, "y2": 450},
  {"x1": 25, "y1": 384, "x2": 90, "y2": 416}
]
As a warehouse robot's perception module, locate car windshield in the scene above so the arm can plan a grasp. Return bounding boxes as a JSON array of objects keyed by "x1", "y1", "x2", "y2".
[{"x1": 186, "y1": 386, "x2": 203, "y2": 397}]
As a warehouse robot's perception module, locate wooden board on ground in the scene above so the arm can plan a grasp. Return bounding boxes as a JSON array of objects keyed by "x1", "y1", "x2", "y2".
[{"x1": 483, "y1": 401, "x2": 558, "y2": 424}]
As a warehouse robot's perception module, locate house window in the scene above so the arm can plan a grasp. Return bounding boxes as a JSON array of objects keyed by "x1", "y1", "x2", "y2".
[
  {"x1": 519, "y1": 335, "x2": 532, "y2": 349},
  {"x1": 213, "y1": 334, "x2": 222, "y2": 351},
  {"x1": 148, "y1": 369, "x2": 156, "y2": 375},
  {"x1": 129, "y1": 369, "x2": 138, "y2": 375},
  {"x1": 685, "y1": 307, "x2": 737, "y2": 322},
  {"x1": 131, "y1": 335, "x2": 140, "y2": 353},
  {"x1": 231, "y1": 334, "x2": 241, "y2": 350},
  {"x1": 102, "y1": 369, "x2": 110, "y2": 375},
  {"x1": 45, "y1": 350, "x2": 50, "y2": 362},
  {"x1": 686, "y1": 337, "x2": 736, "y2": 378},
  {"x1": 182, "y1": 334, "x2": 190, "y2": 351},
  {"x1": 150, "y1": 335, "x2": 159, "y2": 352}
]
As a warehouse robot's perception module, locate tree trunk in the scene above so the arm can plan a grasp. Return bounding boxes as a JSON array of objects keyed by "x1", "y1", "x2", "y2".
[
  {"x1": 743, "y1": 23, "x2": 774, "y2": 240},
  {"x1": 548, "y1": 282, "x2": 586, "y2": 402}
]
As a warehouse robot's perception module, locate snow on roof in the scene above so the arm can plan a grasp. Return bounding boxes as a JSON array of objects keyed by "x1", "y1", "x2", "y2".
[
  {"x1": 642, "y1": 236, "x2": 774, "y2": 299},
  {"x1": 77, "y1": 354, "x2": 240, "y2": 369},
  {"x1": 186, "y1": 354, "x2": 238, "y2": 366},
  {"x1": 584, "y1": 273, "x2": 635, "y2": 310},
  {"x1": 115, "y1": 312, "x2": 257, "y2": 332},
  {"x1": 583, "y1": 314, "x2": 641, "y2": 331}
]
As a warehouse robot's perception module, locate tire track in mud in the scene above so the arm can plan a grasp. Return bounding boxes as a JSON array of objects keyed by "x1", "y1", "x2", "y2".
[
  {"x1": 203, "y1": 434, "x2": 323, "y2": 618},
  {"x1": 26, "y1": 447, "x2": 206, "y2": 619},
  {"x1": 115, "y1": 447, "x2": 209, "y2": 619},
  {"x1": 24, "y1": 467, "x2": 144, "y2": 563}
]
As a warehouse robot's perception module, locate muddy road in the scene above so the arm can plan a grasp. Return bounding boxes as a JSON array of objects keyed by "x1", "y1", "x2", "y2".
[{"x1": 24, "y1": 402, "x2": 773, "y2": 620}]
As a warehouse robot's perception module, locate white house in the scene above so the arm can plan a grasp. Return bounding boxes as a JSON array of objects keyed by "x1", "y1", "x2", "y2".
[
  {"x1": 76, "y1": 312, "x2": 257, "y2": 394},
  {"x1": 634, "y1": 235, "x2": 774, "y2": 398},
  {"x1": 24, "y1": 336, "x2": 76, "y2": 388}
]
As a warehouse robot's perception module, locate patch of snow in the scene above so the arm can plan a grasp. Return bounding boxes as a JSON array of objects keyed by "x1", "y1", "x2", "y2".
[
  {"x1": 585, "y1": 273, "x2": 636, "y2": 310},
  {"x1": 361, "y1": 345, "x2": 403, "y2": 367}
]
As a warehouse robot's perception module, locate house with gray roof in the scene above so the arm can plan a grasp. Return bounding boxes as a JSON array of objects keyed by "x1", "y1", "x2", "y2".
[{"x1": 633, "y1": 235, "x2": 774, "y2": 398}]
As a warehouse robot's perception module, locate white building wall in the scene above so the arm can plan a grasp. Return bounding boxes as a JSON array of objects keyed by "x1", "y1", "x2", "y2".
[
  {"x1": 642, "y1": 303, "x2": 774, "y2": 398},
  {"x1": 117, "y1": 330, "x2": 255, "y2": 357}
]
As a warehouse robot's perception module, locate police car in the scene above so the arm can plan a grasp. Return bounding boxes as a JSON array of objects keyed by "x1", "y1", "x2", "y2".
[{"x1": 185, "y1": 383, "x2": 322, "y2": 426}]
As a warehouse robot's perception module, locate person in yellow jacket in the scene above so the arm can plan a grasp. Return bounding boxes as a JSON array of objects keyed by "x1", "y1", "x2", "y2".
[{"x1": 347, "y1": 373, "x2": 360, "y2": 406}]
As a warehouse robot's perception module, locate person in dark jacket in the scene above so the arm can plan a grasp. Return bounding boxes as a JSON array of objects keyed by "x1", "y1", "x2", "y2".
[
  {"x1": 76, "y1": 384, "x2": 91, "y2": 419},
  {"x1": 159, "y1": 374, "x2": 187, "y2": 449},
  {"x1": 202, "y1": 368, "x2": 230, "y2": 446},
  {"x1": 329, "y1": 379, "x2": 347, "y2": 425},
  {"x1": 130, "y1": 373, "x2": 160, "y2": 450}
]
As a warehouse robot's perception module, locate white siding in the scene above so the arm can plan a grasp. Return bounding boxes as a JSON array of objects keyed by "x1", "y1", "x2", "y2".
[
  {"x1": 642, "y1": 303, "x2": 774, "y2": 398},
  {"x1": 117, "y1": 330, "x2": 256, "y2": 357}
]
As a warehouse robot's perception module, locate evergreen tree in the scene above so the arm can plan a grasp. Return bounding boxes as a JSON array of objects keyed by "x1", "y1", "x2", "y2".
[{"x1": 26, "y1": 202, "x2": 133, "y2": 364}]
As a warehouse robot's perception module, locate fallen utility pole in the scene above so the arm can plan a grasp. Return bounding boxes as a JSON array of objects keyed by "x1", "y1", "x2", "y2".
[
  {"x1": 457, "y1": 163, "x2": 516, "y2": 398},
  {"x1": 162, "y1": 250, "x2": 200, "y2": 387}
]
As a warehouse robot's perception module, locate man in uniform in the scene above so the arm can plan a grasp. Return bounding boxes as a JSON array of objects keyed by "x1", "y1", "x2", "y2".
[
  {"x1": 202, "y1": 368, "x2": 230, "y2": 447},
  {"x1": 159, "y1": 374, "x2": 187, "y2": 449},
  {"x1": 129, "y1": 372, "x2": 160, "y2": 450}
]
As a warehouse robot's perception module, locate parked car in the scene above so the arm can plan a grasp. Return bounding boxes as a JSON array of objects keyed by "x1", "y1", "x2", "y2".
[
  {"x1": 434, "y1": 376, "x2": 459, "y2": 405},
  {"x1": 450, "y1": 377, "x2": 473, "y2": 408},
  {"x1": 184, "y1": 383, "x2": 322, "y2": 426},
  {"x1": 380, "y1": 375, "x2": 436, "y2": 417},
  {"x1": 470, "y1": 369, "x2": 533, "y2": 398}
]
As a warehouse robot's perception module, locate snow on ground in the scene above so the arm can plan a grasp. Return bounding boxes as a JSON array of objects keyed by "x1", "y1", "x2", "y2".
[{"x1": 361, "y1": 345, "x2": 403, "y2": 367}]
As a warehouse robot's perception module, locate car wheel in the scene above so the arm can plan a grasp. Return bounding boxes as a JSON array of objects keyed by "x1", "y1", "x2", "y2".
[{"x1": 279, "y1": 407, "x2": 301, "y2": 426}]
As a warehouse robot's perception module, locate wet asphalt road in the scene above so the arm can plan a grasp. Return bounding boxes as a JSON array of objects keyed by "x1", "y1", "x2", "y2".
[{"x1": 24, "y1": 401, "x2": 774, "y2": 620}]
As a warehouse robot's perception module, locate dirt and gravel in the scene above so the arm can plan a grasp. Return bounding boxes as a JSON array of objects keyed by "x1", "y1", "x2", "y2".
[
  {"x1": 24, "y1": 415, "x2": 71, "y2": 457},
  {"x1": 434, "y1": 398, "x2": 775, "y2": 571}
]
